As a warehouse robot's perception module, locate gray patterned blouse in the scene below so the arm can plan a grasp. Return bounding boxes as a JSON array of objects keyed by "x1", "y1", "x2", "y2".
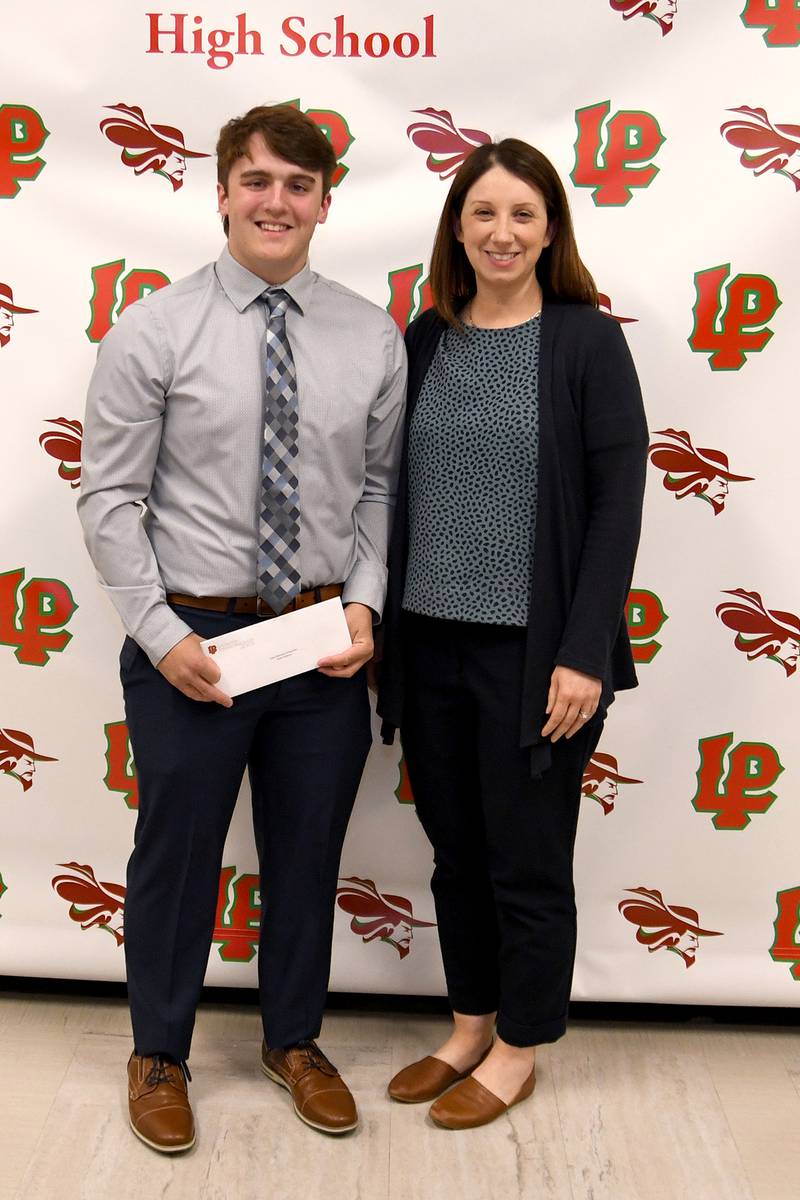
[{"x1": 402, "y1": 315, "x2": 540, "y2": 626}]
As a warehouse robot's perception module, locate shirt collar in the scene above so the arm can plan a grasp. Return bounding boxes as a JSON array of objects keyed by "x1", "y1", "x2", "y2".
[{"x1": 214, "y1": 243, "x2": 313, "y2": 315}]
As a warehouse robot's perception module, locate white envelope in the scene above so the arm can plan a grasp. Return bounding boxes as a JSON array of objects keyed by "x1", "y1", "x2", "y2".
[{"x1": 199, "y1": 597, "x2": 352, "y2": 697}]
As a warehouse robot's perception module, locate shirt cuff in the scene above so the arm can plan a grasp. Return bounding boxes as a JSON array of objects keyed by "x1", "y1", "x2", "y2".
[
  {"x1": 342, "y1": 564, "x2": 387, "y2": 622},
  {"x1": 135, "y1": 607, "x2": 195, "y2": 667}
]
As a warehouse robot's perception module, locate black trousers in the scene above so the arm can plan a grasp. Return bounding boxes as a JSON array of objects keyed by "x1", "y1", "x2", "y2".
[
  {"x1": 400, "y1": 613, "x2": 603, "y2": 1047},
  {"x1": 121, "y1": 605, "x2": 371, "y2": 1061}
]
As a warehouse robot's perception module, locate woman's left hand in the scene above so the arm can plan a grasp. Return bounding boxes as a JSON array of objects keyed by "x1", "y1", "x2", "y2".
[{"x1": 542, "y1": 666, "x2": 602, "y2": 742}]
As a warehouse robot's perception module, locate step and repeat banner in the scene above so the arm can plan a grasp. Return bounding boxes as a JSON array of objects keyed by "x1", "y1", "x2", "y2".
[{"x1": 1, "y1": 0, "x2": 798, "y2": 1005}]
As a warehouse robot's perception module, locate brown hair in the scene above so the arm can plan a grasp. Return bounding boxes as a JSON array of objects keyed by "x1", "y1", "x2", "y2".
[
  {"x1": 216, "y1": 105, "x2": 337, "y2": 234},
  {"x1": 428, "y1": 138, "x2": 598, "y2": 326}
]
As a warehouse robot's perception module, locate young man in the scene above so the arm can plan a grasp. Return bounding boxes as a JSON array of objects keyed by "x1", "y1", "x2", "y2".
[{"x1": 78, "y1": 105, "x2": 407, "y2": 1151}]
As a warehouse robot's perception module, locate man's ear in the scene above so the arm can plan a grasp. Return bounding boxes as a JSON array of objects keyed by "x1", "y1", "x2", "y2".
[
  {"x1": 217, "y1": 181, "x2": 228, "y2": 220},
  {"x1": 317, "y1": 191, "x2": 332, "y2": 226}
]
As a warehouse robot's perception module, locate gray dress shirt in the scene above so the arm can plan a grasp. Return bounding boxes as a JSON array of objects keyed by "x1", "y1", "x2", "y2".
[{"x1": 78, "y1": 245, "x2": 407, "y2": 666}]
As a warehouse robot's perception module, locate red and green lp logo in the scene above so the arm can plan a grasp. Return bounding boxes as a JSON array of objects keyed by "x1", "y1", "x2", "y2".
[
  {"x1": 213, "y1": 866, "x2": 261, "y2": 962},
  {"x1": 771, "y1": 887, "x2": 800, "y2": 980},
  {"x1": 104, "y1": 721, "x2": 138, "y2": 809},
  {"x1": 741, "y1": 0, "x2": 800, "y2": 47},
  {"x1": 571, "y1": 101, "x2": 665, "y2": 205},
  {"x1": 626, "y1": 589, "x2": 668, "y2": 663},
  {"x1": 387, "y1": 264, "x2": 432, "y2": 334},
  {"x1": 0, "y1": 104, "x2": 48, "y2": 198},
  {"x1": 689, "y1": 265, "x2": 780, "y2": 370},
  {"x1": 285, "y1": 100, "x2": 354, "y2": 186},
  {"x1": 0, "y1": 568, "x2": 77, "y2": 666},
  {"x1": 86, "y1": 259, "x2": 171, "y2": 343},
  {"x1": 692, "y1": 733, "x2": 783, "y2": 830}
]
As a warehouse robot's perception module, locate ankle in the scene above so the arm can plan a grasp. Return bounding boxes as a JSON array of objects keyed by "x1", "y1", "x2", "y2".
[
  {"x1": 451, "y1": 1012, "x2": 496, "y2": 1046},
  {"x1": 434, "y1": 1025, "x2": 493, "y2": 1069},
  {"x1": 490, "y1": 1039, "x2": 536, "y2": 1065},
  {"x1": 449, "y1": 1029, "x2": 493, "y2": 1051}
]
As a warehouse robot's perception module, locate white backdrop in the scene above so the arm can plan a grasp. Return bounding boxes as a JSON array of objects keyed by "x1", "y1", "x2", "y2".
[{"x1": 1, "y1": 0, "x2": 798, "y2": 1005}]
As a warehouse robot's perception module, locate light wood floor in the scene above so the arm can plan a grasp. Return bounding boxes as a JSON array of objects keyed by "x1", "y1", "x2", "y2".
[{"x1": 1, "y1": 992, "x2": 798, "y2": 1200}]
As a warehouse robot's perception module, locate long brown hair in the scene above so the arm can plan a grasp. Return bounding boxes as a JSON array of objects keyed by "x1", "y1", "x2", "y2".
[{"x1": 428, "y1": 138, "x2": 598, "y2": 326}]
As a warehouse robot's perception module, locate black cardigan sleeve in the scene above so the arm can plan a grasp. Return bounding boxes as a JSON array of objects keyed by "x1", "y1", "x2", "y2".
[
  {"x1": 376, "y1": 308, "x2": 446, "y2": 742},
  {"x1": 553, "y1": 317, "x2": 648, "y2": 682}
]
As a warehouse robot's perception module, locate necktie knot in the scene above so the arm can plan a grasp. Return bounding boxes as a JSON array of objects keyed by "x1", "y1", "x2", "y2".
[{"x1": 263, "y1": 289, "x2": 290, "y2": 321}]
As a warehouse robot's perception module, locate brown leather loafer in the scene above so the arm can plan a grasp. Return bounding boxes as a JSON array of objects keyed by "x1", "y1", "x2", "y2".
[
  {"x1": 127, "y1": 1053, "x2": 195, "y2": 1152},
  {"x1": 261, "y1": 1039, "x2": 358, "y2": 1134},
  {"x1": 429, "y1": 1066, "x2": 536, "y2": 1130},
  {"x1": 388, "y1": 1043, "x2": 493, "y2": 1103}
]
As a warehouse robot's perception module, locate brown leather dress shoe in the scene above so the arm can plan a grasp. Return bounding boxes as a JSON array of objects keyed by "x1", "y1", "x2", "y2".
[
  {"x1": 261, "y1": 1039, "x2": 358, "y2": 1134},
  {"x1": 388, "y1": 1043, "x2": 493, "y2": 1103},
  {"x1": 429, "y1": 1066, "x2": 536, "y2": 1130},
  {"x1": 127, "y1": 1053, "x2": 195, "y2": 1152}
]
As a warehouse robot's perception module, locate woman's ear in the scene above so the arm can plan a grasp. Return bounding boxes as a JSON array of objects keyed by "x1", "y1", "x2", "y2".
[
  {"x1": 453, "y1": 214, "x2": 464, "y2": 243},
  {"x1": 544, "y1": 217, "x2": 559, "y2": 249}
]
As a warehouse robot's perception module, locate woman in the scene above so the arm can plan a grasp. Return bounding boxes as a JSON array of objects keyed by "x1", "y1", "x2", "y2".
[{"x1": 377, "y1": 139, "x2": 647, "y2": 1130}]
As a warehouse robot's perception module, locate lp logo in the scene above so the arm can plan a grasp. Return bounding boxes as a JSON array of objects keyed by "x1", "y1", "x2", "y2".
[
  {"x1": 771, "y1": 887, "x2": 800, "y2": 980},
  {"x1": 689, "y1": 264, "x2": 781, "y2": 370},
  {"x1": 284, "y1": 100, "x2": 354, "y2": 187},
  {"x1": 692, "y1": 732, "x2": 784, "y2": 830},
  {"x1": 86, "y1": 259, "x2": 171, "y2": 343},
  {"x1": 0, "y1": 104, "x2": 49, "y2": 198},
  {"x1": 104, "y1": 721, "x2": 138, "y2": 810},
  {"x1": 213, "y1": 866, "x2": 261, "y2": 962},
  {"x1": 0, "y1": 568, "x2": 77, "y2": 666},
  {"x1": 626, "y1": 589, "x2": 668, "y2": 663},
  {"x1": 741, "y1": 0, "x2": 800, "y2": 47},
  {"x1": 571, "y1": 100, "x2": 665, "y2": 205},
  {"x1": 386, "y1": 264, "x2": 432, "y2": 335}
]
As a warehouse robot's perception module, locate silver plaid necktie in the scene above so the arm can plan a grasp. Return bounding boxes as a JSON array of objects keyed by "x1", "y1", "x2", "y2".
[{"x1": 257, "y1": 288, "x2": 301, "y2": 613}]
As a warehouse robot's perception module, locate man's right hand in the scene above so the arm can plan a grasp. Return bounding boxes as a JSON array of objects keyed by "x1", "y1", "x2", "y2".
[{"x1": 157, "y1": 633, "x2": 233, "y2": 707}]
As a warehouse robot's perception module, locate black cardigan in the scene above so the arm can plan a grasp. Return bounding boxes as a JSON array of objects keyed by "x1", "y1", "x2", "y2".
[{"x1": 377, "y1": 302, "x2": 648, "y2": 775}]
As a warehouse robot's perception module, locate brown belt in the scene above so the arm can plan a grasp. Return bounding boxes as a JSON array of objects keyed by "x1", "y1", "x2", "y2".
[{"x1": 167, "y1": 584, "x2": 344, "y2": 618}]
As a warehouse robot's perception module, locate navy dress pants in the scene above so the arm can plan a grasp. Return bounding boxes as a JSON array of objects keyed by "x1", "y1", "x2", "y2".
[
  {"x1": 120, "y1": 605, "x2": 371, "y2": 1061},
  {"x1": 400, "y1": 613, "x2": 603, "y2": 1047}
]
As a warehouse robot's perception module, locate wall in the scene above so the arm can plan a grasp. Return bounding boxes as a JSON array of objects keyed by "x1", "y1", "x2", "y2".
[{"x1": 1, "y1": 0, "x2": 798, "y2": 1003}]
